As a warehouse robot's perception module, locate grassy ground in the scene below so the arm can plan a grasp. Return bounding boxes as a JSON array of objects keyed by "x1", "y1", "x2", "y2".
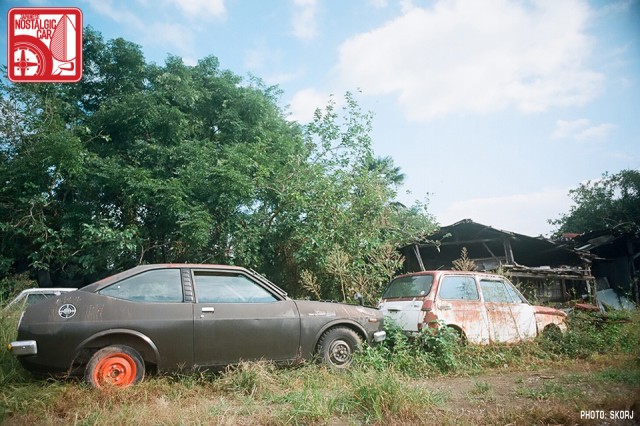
[{"x1": 1, "y1": 309, "x2": 638, "y2": 425}]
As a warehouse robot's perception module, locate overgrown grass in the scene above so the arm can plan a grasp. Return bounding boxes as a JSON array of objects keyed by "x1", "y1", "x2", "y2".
[
  {"x1": 0, "y1": 309, "x2": 638, "y2": 424},
  {"x1": 356, "y1": 311, "x2": 640, "y2": 378}
]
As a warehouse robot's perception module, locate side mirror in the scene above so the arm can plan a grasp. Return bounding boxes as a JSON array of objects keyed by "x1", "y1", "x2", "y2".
[{"x1": 353, "y1": 292, "x2": 364, "y2": 306}]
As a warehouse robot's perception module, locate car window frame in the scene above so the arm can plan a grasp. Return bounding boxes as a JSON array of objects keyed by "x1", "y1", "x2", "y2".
[
  {"x1": 504, "y1": 279, "x2": 529, "y2": 304},
  {"x1": 437, "y1": 275, "x2": 480, "y2": 301},
  {"x1": 381, "y1": 274, "x2": 434, "y2": 299},
  {"x1": 479, "y1": 278, "x2": 513, "y2": 303},
  {"x1": 98, "y1": 268, "x2": 184, "y2": 303},
  {"x1": 190, "y1": 269, "x2": 283, "y2": 304}
]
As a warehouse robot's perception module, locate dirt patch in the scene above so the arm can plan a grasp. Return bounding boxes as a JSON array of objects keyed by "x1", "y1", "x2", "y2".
[{"x1": 419, "y1": 361, "x2": 640, "y2": 425}]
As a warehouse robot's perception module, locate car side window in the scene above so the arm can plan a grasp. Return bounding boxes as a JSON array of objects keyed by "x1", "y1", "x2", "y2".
[
  {"x1": 438, "y1": 276, "x2": 479, "y2": 300},
  {"x1": 480, "y1": 279, "x2": 511, "y2": 303},
  {"x1": 25, "y1": 294, "x2": 48, "y2": 306},
  {"x1": 194, "y1": 273, "x2": 277, "y2": 303},
  {"x1": 505, "y1": 281, "x2": 527, "y2": 303},
  {"x1": 481, "y1": 279, "x2": 524, "y2": 304},
  {"x1": 382, "y1": 275, "x2": 434, "y2": 299},
  {"x1": 99, "y1": 269, "x2": 183, "y2": 303}
]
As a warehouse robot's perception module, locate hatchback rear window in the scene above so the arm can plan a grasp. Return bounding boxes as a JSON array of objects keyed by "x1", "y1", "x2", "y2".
[{"x1": 382, "y1": 275, "x2": 434, "y2": 299}]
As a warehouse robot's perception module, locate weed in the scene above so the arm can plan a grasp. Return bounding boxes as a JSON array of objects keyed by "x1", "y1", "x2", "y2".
[
  {"x1": 515, "y1": 381, "x2": 583, "y2": 401},
  {"x1": 0, "y1": 274, "x2": 36, "y2": 304},
  {"x1": 0, "y1": 312, "x2": 31, "y2": 386},
  {"x1": 356, "y1": 319, "x2": 461, "y2": 375},
  {"x1": 593, "y1": 367, "x2": 640, "y2": 386},
  {"x1": 342, "y1": 369, "x2": 446, "y2": 424},
  {"x1": 0, "y1": 305, "x2": 637, "y2": 424},
  {"x1": 467, "y1": 380, "x2": 496, "y2": 403},
  {"x1": 218, "y1": 361, "x2": 278, "y2": 397}
]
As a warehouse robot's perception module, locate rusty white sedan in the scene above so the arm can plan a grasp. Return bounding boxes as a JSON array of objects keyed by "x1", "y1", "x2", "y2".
[{"x1": 378, "y1": 270, "x2": 567, "y2": 343}]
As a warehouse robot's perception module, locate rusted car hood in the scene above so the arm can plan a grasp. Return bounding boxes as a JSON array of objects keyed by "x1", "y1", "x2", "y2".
[{"x1": 533, "y1": 305, "x2": 567, "y2": 317}]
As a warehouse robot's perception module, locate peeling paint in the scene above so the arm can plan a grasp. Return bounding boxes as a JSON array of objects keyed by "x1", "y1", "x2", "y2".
[{"x1": 379, "y1": 270, "x2": 568, "y2": 344}]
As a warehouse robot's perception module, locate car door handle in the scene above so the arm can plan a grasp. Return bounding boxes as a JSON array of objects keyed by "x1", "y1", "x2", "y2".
[
  {"x1": 200, "y1": 307, "x2": 215, "y2": 318},
  {"x1": 439, "y1": 303, "x2": 452, "y2": 310}
]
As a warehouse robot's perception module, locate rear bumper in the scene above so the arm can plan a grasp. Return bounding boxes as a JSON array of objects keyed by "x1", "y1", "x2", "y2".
[
  {"x1": 8, "y1": 340, "x2": 37, "y2": 356},
  {"x1": 373, "y1": 330, "x2": 386, "y2": 343}
]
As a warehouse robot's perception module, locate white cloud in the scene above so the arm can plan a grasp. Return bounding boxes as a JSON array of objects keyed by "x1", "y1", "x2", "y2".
[
  {"x1": 89, "y1": 0, "x2": 145, "y2": 27},
  {"x1": 292, "y1": 0, "x2": 319, "y2": 41},
  {"x1": 436, "y1": 188, "x2": 573, "y2": 237},
  {"x1": 370, "y1": 0, "x2": 389, "y2": 8},
  {"x1": 399, "y1": 0, "x2": 417, "y2": 14},
  {"x1": 165, "y1": 0, "x2": 226, "y2": 19},
  {"x1": 287, "y1": 88, "x2": 334, "y2": 123},
  {"x1": 552, "y1": 119, "x2": 615, "y2": 141},
  {"x1": 575, "y1": 123, "x2": 615, "y2": 141},
  {"x1": 264, "y1": 70, "x2": 305, "y2": 86},
  {"x1": 143, "y1": 22, "x2": 197, "y2": 57},
  {"x1": 336, "y1": 0, "x2": 603, "y2": 121}
]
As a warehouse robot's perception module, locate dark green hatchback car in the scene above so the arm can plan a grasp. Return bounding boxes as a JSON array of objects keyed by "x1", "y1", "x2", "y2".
[{"x1": 9, "y1": 264, "x2": 385, "y2": 388}]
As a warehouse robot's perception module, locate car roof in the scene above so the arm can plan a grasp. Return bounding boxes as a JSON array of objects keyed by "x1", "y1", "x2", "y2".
[
  {"x1": 81, "y1": 264, "x2": 263, "y2": 293},
  {"x1": 393, "y1": 270, "x2": 507, "y2": 280}
]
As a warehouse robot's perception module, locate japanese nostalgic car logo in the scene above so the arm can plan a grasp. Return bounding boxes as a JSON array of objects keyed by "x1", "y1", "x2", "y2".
[
  {"x1": 8, "y1": 7, "x2": 83, "y2": 83},
  {"x1": 58, "y1": 304, "x2": 76, "y2": 319}
]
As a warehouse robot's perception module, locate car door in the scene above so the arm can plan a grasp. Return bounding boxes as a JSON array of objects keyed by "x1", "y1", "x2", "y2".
[
  {"x1": 192, "y1": 270, "x2": 301, "y2": 367},
  {"x1": 479, "y1": 278, "x2": 536, "y2": 343},
  {"x1": 503, "y1": 279, "x2": 537, "y2": 340},
  {"x1": 435, "y1": 275, "x2": 490, "y2": 344}
]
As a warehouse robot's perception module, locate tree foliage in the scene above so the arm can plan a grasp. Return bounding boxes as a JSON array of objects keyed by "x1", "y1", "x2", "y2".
[
  {"x1": 0, "y1": 28, "x2": 435, "y2": 301},
  {"x1": 550, "y1": 169, "x2": 640, "y2": 235}
]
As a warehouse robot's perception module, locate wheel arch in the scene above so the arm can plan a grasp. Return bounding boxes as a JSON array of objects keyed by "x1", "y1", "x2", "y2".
[
  {"x1": 71, "y1": 329, "x2": 160, "y2": 373},
  {"x1": 444, "y1": 323, "x2": 467, "y2": 341}
]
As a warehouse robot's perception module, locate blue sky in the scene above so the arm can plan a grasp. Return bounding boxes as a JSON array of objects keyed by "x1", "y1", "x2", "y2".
[{"x1": 3, "y1": 0, "x2": 639, "y2": 236}]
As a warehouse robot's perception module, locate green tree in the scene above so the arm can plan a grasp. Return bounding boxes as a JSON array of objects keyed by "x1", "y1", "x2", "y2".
[
  {"x1": 550, "y1": 169, "x2": 640, "y2": 235},
  {"x1": 259, "y1": 93, "x2": 437, "y2": 302},
  {"x1": 1, "y1": 29, "x2": 435, "y2": 300}
]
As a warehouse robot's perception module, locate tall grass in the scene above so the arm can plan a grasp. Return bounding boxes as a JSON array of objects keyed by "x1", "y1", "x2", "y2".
[
  {"x1": 0, "y1": 309, "x2": 638, "y2": 424},
  {"x1": 357, "y1": 310, "x2": 640, "y2": 376}
]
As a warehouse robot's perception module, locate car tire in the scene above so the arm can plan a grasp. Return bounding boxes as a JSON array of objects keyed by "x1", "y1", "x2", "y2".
[
  {"x1": 85, "y1": 345, "x2": 145, "y2": 388},
  {"x1": 317, "y1": 327, "x2": 362, "y2": 369}
]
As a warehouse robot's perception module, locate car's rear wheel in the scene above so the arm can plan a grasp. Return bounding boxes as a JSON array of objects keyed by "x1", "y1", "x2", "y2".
[
  {"x1": 317, "y1": 327, "x2": 362, "y2": 369},
  {"x1": 85, "y1": 345, "x2": 145, "y2": 388}
]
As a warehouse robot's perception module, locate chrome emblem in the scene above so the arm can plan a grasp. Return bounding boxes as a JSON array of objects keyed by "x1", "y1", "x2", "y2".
[{"x1": 58, "y1": 304, "x2": 76, "y2": 319}]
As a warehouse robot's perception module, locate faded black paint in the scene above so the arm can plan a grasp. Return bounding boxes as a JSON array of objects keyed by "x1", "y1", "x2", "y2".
[{"x1": 13, "y1": 264, "x2": 384, "y2": 376}]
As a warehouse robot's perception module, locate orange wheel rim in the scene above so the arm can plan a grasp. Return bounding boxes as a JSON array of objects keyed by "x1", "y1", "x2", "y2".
[{"x1": 93, "y1": 353, "x2": 137, "y2": 388}]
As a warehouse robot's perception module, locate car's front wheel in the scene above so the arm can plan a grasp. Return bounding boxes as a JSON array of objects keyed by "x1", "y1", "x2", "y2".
[
  {"x1": 317, "y1": 327, "x2": 362, "y2": 369},
  {"x1": 85, "y1": 345, "x2": 145, "y2": 388}
]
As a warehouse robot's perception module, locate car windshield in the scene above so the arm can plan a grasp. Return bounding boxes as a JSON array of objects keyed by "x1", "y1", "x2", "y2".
[{"x1": 382, "y1": 275, "x2": 434, "y2": 299}]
